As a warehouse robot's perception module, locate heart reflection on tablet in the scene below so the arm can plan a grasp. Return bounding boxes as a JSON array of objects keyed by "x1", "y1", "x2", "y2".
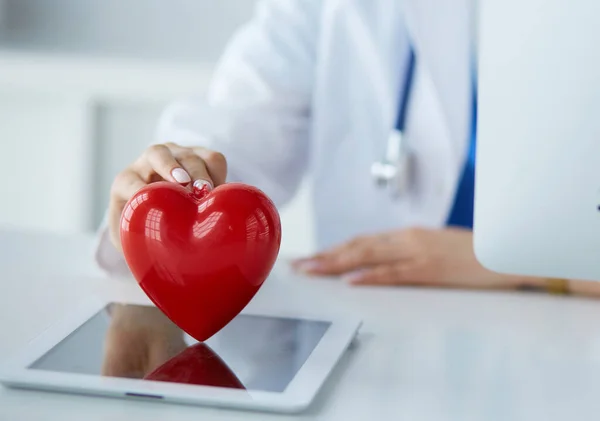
[{"x1": 144, "y1": 342, "x2": 246, "y2": 390}]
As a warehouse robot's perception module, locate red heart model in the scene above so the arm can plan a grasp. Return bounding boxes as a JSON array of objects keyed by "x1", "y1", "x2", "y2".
[
  {"x1": 144, "y1": 342, "x2": 246, "y2": 390},
  {"x1": 120, "y1": 181, "x2": 281, "y2": 342}
]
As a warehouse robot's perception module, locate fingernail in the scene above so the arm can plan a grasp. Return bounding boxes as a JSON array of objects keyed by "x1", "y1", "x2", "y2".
[
  {"x1": 171, "y1": 168, "x2": 191, "y2": 184},
  {"x1": 290, "y1": 258, "x2": 305, "y2": 267},
  {"x1": 290, "y1": 258, "x2": 311, "y2": 268},
  {"x1": 343, "y1": 274, "x2": 363, "y2": 284},
  {"x1": 293, "y1": 259, "x2": 323, "y2": 274},
  {"x1": 193, "y1": 179, "x2": 213, "y2": 191},
  {"x1": 342, "y1": 270, "x2": 366, "y2": 284}
]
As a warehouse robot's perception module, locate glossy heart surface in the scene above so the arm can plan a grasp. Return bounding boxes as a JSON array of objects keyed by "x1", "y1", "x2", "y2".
[
  {"x1": 120, "y1": 181, "x2": 281, "y2": 342},
  {"x1": 144, "y1": 342, "x2": 246, "y2": 389}
]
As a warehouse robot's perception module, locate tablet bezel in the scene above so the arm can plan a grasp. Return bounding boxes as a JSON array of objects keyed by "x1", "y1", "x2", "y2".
[{"x1": 0, "y1": 297, "x2": 361, "y2": 413}]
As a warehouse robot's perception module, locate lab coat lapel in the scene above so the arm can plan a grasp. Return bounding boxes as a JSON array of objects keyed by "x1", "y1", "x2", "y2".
[
  {"x1": 403, "y1": 0, "x2": 473, "y2": 165},
  {"x1": 341, "y1": 0, "x2": 411, "y2": 137}
]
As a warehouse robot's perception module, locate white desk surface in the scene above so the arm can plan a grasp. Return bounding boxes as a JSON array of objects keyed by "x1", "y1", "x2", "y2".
[{"x1": 2, "y1": 229, "x2": 600, "y2": 420}]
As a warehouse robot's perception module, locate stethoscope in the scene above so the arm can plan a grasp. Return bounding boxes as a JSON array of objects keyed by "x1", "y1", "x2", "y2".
[{"x1": 371, "y1": 47, "x2": 416, "y2": 198}]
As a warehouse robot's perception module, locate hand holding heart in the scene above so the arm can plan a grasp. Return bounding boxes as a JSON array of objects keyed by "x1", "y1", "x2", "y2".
[
  {"x1": 109, "y1": 142, "x2": 228, "y2": 252},
  {"x1": 113, "y1": 142, "x2": 281, "y2": 343}
]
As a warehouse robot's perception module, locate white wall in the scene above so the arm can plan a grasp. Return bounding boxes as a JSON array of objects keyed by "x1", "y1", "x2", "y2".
[
  {"x1": 0, "y1": 0, "x2": 316, "y2": 257},
  {"x1": 1, "y1": 0, "x2": 256, "y2": 61},
  {"x1": 0, "y1": 90, "x2": 95, "y2": 232}
]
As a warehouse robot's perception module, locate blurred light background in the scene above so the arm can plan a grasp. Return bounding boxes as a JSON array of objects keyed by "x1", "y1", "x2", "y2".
[{"x1": 0, "y1": 0, "x2": 315, "y2": 257}]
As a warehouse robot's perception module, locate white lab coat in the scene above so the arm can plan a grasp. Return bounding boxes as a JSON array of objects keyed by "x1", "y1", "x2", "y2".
[{"x1": 96, "y1": 0, "x2": 478, "y2": 278}]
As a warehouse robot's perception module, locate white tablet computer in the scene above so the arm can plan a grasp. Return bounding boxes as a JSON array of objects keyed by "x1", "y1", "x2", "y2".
[{"x1": 0, "y1": 299, "x2": 361, "y2": 414}]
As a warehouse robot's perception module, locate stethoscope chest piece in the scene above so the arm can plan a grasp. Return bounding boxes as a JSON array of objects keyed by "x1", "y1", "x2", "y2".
[{"x1": 371, "y1": 129, "x2": 411, "y2": 198}]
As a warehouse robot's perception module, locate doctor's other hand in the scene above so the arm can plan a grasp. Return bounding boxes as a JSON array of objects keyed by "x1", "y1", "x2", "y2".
[
  {"x1": 292, "y1": 227, "x2": 525, "y2": 289},
  {"x1": 101, "y1": 304, "x2": 187, "y2": 379},
  {"x1": 108, "y1": 142, "x2": 227, "y2": 250}
]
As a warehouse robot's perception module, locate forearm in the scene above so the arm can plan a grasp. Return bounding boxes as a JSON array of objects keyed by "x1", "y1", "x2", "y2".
[{"x1": 563, "y1": 279, "x2": 600, "y2": 298}]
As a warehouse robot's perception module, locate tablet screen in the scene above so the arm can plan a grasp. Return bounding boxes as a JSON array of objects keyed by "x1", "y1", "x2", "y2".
[{"x1": 28, "y1": 304, "x2": 330, "y2": 393}]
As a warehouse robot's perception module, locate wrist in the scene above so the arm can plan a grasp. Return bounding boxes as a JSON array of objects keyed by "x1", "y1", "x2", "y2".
[{"x1": 512, "y1": 275, "x2": 551, "y2": 292}]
